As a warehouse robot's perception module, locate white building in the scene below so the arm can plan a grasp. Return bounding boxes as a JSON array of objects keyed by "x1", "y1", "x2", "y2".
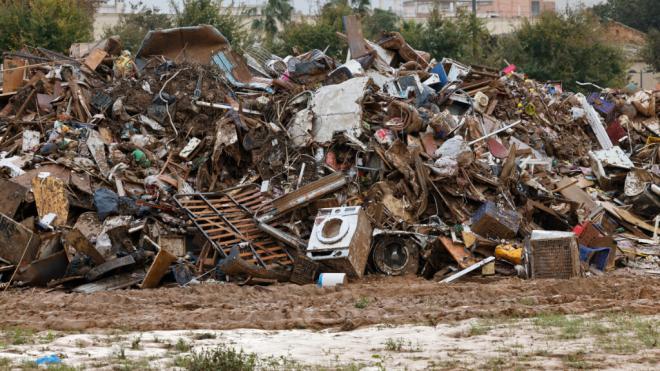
[{"x1": 94, "y1": 0, "x2": 127, "y2": 39}]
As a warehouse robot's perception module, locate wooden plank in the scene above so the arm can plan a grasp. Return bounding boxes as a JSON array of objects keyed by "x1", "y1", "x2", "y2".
[
  {"x1": 83, "y1": 49, "x2": 107, "y2": 70},
  {"x1": 557, "y1": 177, "x2": 597, "y2": 212},
  {"x1": 0, "y1": 213, "x2": 40, "y2": 264},
  {"x1": 63, "y1": 229, "x2": 105, "y2": 265},
  {"x1": 183, "y1": 197, "x2": 268, "y2": 211},
  {"x1": 73, "y1": 272, "x2": 144, "y2": 293},
  {"x1": 259, "y1": 253, "x2": 288, "y2": 261},
  {"x1": 10, "y1": 164, "x2": 71, "y2": 189},
  {"x1": 0, "y1": 179, "x2": 27, "y2": 217},
  {"x1": 141, "y1": 248, "x2": 177, "y2": 288},
  {"x1": 86, "y1": 254, "x2": 135, "y2": 281},
  {"x1": 344, "y1": 15, "x2": 369, "y2": 59},
  {"x1": 32, "y1": 176, "x2": 69, "y2": 226},
  {"x1": 439, "y1": 236, "x2": 477, "y2": 269},
  {"x1": 2, "y1": 58, "x2": 26, "y2": 93}
]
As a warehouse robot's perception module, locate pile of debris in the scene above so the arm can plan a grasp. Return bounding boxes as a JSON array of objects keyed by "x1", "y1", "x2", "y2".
[{"x1": 0, "y1": 19, "x2": 658, "y2": 292}]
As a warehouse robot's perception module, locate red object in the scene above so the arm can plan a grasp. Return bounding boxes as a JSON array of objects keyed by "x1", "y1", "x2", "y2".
[
  {"x1": 325, "y1": 151, "x2": 351, "y2": 171},
  {"x1": 606, "y1": 120, "x2": 626, "y2": 145},
  {"x1": 487, "y1": 138, "x2": 509, "y2": 159},
  {"x1": 573, "y1": 222, "x2": 586, "y2": 236},
  {"x1": 502, "y1": 64, "x2": 516, "y2": 74}
]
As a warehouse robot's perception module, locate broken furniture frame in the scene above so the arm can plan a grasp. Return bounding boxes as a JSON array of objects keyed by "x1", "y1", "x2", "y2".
[{"x1": 174, "y1": 184, "x2": 294, "y2": 276}]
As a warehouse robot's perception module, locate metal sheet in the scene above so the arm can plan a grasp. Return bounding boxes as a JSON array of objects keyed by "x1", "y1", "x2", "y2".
[
  {"x1": 311, "y1": 77, "x2": 369, "y2": 144},
  {"x1": 264, "y1": 172, "x2": 347, "y2": 221},
  {"x1": 136, "y1": 25, "x2": 229, "y2": 65}
]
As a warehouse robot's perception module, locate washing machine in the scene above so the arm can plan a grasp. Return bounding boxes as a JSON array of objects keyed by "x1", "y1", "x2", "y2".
[{"x1": 306, "y1": 206, "x2": 373, "y2": 278}]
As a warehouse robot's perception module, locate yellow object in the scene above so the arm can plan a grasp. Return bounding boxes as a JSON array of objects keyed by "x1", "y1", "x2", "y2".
[
  {"x1": 114, "y1": 50, "x2": 136, "y2": 78},
  {"x1": 524, "y1": 103, "x2": 536, "y2": 116},
  {"x1": 495, "y1": 244, "x2": 522, "y2": 265},
  {"x1": 462, "y1": 230, "x2": 477, "y2": 248},
  {"x1": 481, "y1": 261, "x2": 495, "y2": 276},
  {"x1": 646, "y1": 136, "x2": 660, "y2": 145}
]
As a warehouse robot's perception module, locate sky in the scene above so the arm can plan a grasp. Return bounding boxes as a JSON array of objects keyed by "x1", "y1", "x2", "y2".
[{"x1": 128, "y1": 0, "x2": 607, "y2": 14}]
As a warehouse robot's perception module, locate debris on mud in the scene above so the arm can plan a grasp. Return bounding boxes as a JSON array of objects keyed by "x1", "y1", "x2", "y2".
[{"x1": 0, "y1": 20, "x2": 658, "y2": 292}]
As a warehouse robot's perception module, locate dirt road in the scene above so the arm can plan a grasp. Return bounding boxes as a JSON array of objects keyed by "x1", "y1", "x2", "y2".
[{"x1": 1, "y1": 272, "x2": 659, "y2": 332}]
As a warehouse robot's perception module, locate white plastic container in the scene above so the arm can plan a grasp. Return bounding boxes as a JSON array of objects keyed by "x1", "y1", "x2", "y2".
[{"x1": 317, "y1": 273, "x2": 346, "y2": 288}]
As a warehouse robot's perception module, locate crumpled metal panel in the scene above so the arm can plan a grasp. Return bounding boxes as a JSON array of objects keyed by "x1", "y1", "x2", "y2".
[
  {"x1": 136, "y1": 25, "x2": 229, "y2": 65},
  {"x1": 311, "y1": 76, "x2": 370, "y2": 144},
  {"x1": 211, "y1": 51, "x2": 273, "y2": 92}
]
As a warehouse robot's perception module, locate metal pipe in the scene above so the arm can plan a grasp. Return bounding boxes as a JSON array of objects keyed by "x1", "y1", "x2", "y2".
[{"x1": 468, "y1": 120, "x2": 522, "y2": 146}]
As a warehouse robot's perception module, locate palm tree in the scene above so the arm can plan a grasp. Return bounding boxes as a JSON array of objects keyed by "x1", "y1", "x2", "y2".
[
  {"x1": 351, "y1": 0, "x2": 371, "y2": 15},
  {"x1": 251, "y1": 0, "x2": 293, "y2": 45}
]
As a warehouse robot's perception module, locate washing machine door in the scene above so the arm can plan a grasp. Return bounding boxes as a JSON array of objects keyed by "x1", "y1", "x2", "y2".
[{"x1": 316, "y1": 217, "x2": 350, "y2": 244}]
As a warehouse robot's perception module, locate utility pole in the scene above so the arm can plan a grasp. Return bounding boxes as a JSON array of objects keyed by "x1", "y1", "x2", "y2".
[{"x1": 471, "y1": 0, "x2": 478, "y2": 62}]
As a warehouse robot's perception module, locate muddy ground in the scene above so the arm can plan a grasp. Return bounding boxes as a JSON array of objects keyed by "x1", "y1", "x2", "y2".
[
  {"x1": 2, "y1": 271, "x2": 659, "y2": 332},
  {"x1": 1, "y1": 314, "x2": 658, "y2": 370}
]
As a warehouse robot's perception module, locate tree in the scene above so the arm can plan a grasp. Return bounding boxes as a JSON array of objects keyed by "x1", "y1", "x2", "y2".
[
  {"x1": 592, "y1": 0, "x2": 660, "y2": 72},
  {"x1": 592, "y1": 0, "x2": 659, "y2": 33},
  {"x1": 251, "y1": 0, "x2": 293, "y2": 47},
  {"x1": 399, "y1": 20, "x2": 425, "y2": 50},
  {"x1": 397, "y1": 8, "x2": 493, "y2": 65},
  {"x1": 351, "y1": 0, "x2": 370, "y2": 16},
  {"x1": 0, "y1": 0, "x2": 97, "y2": 54},
  {"x1": 500, "y1": 11, "x2": 627, "y2": 90},
  {"x1": 319, "y1": 0, "x2": 353, "y2": 33},
  {"x1": 642, "y1": 29, "x2": 660, "y2": 70},
  {"x1": 103, "y1": 3, "x2": 172, "y2": 53},
  {"x1": 170, "y1": 0, "x2": 252, "y2": 48},
  {"x1": 276, "y1": 0, "x2": 351, "y2": 59},
  {"x1": 362, "y1": 8, "x2": 399, "y2": 40},
  {"x1": 277, "y1": 21, "x2": 340, "y2": 57}
]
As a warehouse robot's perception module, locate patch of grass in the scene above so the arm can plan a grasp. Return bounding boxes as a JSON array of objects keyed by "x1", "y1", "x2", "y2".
[
  {"x1": 18, "y1": 360, "x2": 38, "y2": 370},
  {"x1": 531, "y1": 348, "x2": 551, "y2": 357},
  {"x1": 175, "y1": 345, "x2": 257, "y2": 371},
  {"x1": 130, "y1": 335, "x2": 142, "y2": 350},
  {"x1": 518, "y1": 297, "x2": 535, "y2": 306},
  {"x1": 382, "y1": 338, "x2": 422, "y2": 353},
  {"x1": 6, "y1": 328, "x2": 36, "y2": 345},
  {"x1": 354, "y1": 297, "x2": 369, "y2": 309},
  {"x1": 114, "y1": 357, "x2": 154, "y2": 371},
  {"x1": 630, "y1": 317, "x2": 659, "y2": 348},
  {"x1": 428, "y1": 359, "x2": 460, "y2": 370},
  {"x1": 467, "y1": 322, "x2": 491, "y2": 337},
  {"x1": 593, "y1": 313, "x2": 658, "y2": 354},
  {"x1": 602, "y1": 334, "x2": 637, "y2": 354},
  {"x1": 384, "y1": 337, "x2": 404, "y2": 352},
  {"x1": 192, "y1": 332, "x2": 217, "y2": 340},
  {"x1": 482, "y1": 356, "x2": 508, "y2": 370},
  {"x1": 0, "y1": 358, "x2": 10, "y2": 368},
  {"x1": 40, "y1": 364, "x2": 81, "y2": 371},
  {"x1": 562, "y1": 351, "x2": 595, "y2": 370},
  {"x1": 175, "y1": 338, "x2": 191, "y2": 353},
  {"x1": 41, "y1": 331, "x2": 58, "y2": 343},
  {"x1": 114, "y1": 346, "x2": 126, "y2": 360},
  {"x1": 533, "y1": 313, "x2": 585, "y2": 339}
]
